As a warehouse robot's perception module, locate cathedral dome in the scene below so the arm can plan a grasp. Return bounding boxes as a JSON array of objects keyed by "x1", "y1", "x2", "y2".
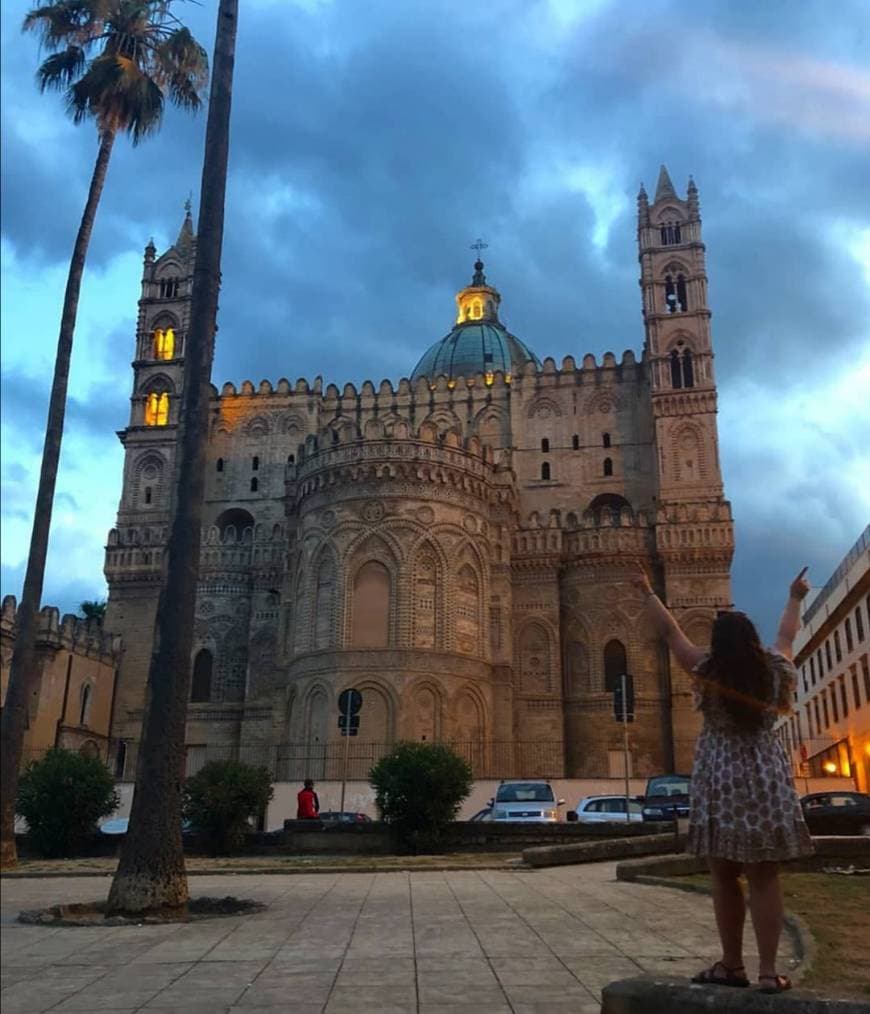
[{"x1": 410, "y1": 259, "x2": 540, "y2": 383}]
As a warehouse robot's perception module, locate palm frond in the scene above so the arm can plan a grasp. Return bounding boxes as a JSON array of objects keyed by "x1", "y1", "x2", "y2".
[
  {"x1": 35, "y1": 45, "x2": 87, "y2": 91},
  {"x1": 29, "y1": 0, "x2": 207, "y2": 137}
]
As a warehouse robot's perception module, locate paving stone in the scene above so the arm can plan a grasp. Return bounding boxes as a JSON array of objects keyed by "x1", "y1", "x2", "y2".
[{"x1": 0, "y1": 863, "x2": 802, "y2": 1013}]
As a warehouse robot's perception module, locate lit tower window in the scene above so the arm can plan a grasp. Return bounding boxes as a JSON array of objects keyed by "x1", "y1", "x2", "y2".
[
  {"x1": 144, "y1": 392, "x2": 170, "y2": 426},
  {"x1": 153, "y1": 327, "x2": 175, "y2": 360}
]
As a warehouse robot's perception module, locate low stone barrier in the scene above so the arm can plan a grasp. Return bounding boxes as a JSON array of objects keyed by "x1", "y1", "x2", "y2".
[
  {"x1": 280, "y1": 819, "x2": 675, "y2": 856},
  {"x1": 616, "y1": 836, "x2": 870, "y2": 883},
  {"x1": 601, "y1": 976, "x2": 869, "y2": 1013},
  {"x1": 523, "y1": 831, "x2": 685, "y2": 868}
]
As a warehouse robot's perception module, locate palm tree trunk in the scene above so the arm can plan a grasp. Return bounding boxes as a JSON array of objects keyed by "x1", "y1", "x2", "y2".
[
  {"x1": 0, "y1": 130, "x2": 116, "y2": 869},
  {"x1": 107, "y1": 0, "x2": 239, "y2": 914}
]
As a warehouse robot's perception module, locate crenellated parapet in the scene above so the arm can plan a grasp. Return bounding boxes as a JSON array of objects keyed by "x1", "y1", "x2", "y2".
[{"x1": 0, "y1": 595, "x2": 121, "y2": 664}]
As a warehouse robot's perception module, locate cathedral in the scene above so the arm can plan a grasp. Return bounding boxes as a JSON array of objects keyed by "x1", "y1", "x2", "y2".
[{"x1": 104, "y1": 166, "x2": 734, "y2": 782}]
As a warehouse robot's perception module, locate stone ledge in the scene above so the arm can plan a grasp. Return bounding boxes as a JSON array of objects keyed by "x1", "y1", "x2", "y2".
[
  {"x1": 523, "y1": 831, "x2": 685, "y2": 868},
  {"x1": 601, "y1": 976, "x2": 869, "y2": 1013},
  {"x1": 616, "y1": 837, "x2": 870, "y2": 882}
]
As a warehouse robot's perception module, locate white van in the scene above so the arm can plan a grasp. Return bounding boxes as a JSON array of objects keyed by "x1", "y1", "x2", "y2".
[{"x1": 490, "y1": 780, "x2": 565, "y2": 822}]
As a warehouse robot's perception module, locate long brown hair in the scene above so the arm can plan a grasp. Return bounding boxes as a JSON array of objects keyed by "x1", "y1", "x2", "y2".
[{"x1": 697, "y1": 611, "x2": 787, "y2": 730}]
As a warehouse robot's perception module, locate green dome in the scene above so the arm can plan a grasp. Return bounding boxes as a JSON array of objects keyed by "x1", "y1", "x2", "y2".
[
  {"x1": 410, "y1": 258, "x2": 540, "y2": 382},
  {"x1": 410, "y1": 321, "x2": 540, "y2": 382}
]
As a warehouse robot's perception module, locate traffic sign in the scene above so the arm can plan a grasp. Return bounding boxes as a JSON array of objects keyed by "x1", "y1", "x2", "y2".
[
  {"x1": 338, "y1": 714, "x2": 360, "y2": 731},
  {"x1": 339, "y1": 688, "x2": 363, "y2": 716}
]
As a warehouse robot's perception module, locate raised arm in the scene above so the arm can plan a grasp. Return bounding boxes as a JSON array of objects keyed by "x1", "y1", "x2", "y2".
[
  {"x1": 774, "y1": 566, "x2": 810, "y2": 660},
  {"x1": 633, "y1": 566, "x2": 707, "y2": 672}
]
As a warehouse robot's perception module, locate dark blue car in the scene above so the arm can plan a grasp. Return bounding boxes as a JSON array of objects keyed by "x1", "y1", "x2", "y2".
[{"x1": 641, "y1": 774, "x2": 691, "y2": 822}]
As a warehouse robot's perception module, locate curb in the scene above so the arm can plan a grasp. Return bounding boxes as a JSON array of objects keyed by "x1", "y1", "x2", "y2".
[{"x1": 1, "y1": 862, "x2": 529, "y2": 879}]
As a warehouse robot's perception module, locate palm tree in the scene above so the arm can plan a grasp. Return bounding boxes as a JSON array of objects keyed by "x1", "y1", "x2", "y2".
[
  {"x1": 0, "y1": 0, "x2": 208, "y2": 869},
  {"x1": 79, "y1": 600, "x2": 107, "y2": 623},
  {"x1": 107, "y1": 0, "x2": 239, "y2": 914}
]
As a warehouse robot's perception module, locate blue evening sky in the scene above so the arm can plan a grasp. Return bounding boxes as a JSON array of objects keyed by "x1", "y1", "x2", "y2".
[{"x1": 1, "y1": 0, "x2": 868, "y2": 641}]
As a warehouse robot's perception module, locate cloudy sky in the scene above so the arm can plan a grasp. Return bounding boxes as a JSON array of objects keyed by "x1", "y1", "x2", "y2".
[{"x1": 1, "y1": 0, "x2": 868, "y2": 643}]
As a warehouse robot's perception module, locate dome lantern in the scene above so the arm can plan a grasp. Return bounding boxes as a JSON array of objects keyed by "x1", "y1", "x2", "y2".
[{"x1": 410, "y1": 256, "x2": 540, "y2": 384}]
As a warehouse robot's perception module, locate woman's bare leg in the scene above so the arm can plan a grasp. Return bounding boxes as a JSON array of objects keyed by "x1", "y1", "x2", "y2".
[
  {"x1": 745, "y1": 862, "x2": 783, "y2": 979},
  {"x1": 709, "y1": 858, "x2": 746, "y2": 970}
]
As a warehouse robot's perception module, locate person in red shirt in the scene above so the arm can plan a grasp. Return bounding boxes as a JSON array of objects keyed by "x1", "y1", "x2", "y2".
[{"x1": 296, "y1": 779, "x2": 319, "y2": 820}]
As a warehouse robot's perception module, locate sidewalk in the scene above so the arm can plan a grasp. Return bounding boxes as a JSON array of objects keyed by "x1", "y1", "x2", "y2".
[{"x1": 0, "y1": 861, "x2": 796, "y2": 1013}]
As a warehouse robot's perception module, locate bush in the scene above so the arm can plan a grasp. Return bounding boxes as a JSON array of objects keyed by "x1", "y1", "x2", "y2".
[
  {"x1": 16, "y1": 748, "x2": 119, "y2": 857},
  {"x1": 183, "y1": 760, "x2": 273, "y2": 855},
  {"x1": 369, "y1": 742, "x2": 473, "y2": 852}
]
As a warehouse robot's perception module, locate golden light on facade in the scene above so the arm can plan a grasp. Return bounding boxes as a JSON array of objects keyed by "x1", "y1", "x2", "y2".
[
  {"x1": 153, "y1": 327, "x2": 175, "y2": 360},
  {"x1": 484, "y1": 372, "x2": 494, "y2": 386},
  {"x1": 144, "y1": 391, "x2": 169, "y2": 426},
  {"x1": 822, "y1": 760, "x2": 838, "y2": 774}
]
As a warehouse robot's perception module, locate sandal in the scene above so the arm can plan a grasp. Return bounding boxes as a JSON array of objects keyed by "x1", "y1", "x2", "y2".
[
  {"x1": 691, "y1": 961, "x2": 750, "y2": 987},
  {"x1": 758, "y1": 974, "x2": 792, "y2": 993}
]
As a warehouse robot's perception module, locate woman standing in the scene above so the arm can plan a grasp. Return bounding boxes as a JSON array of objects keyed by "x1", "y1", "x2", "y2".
[{"x1": 638, "y1": 566, "x2": 814, "y2": 993}]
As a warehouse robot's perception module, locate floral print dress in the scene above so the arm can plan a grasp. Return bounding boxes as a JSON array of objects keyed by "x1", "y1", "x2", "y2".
[{"x1": 687, "y1": 650, "x2": 814, "y2": 863}]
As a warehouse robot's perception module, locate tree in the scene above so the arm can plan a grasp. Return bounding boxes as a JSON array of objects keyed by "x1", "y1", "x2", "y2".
[
  {"x1": 1, "y1": 0, "x2": 208, "y2": 869},
  {"x1": 369, "y1": 742, "x2": 473, "y2": 852},
  {"x1": 17, "y1": 748, "x2": 119, "y2": 857},
  {"x1": 79, "y1": 600, "x2": 107, "y2": 624},
  {"x1": 183, "y1": 760, "x2": 273, "y2": 855},
  {"x1": 107, "y1": 0, "x2": 239, "y2": 914}
]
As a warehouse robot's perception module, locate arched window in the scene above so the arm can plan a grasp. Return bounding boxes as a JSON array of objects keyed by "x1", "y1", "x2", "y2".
[
  {"x1": 602, "y1": 432, "x2": 611, "y2": 448},
  {"x1": 158, "y1": 277, "x2": 179, "y2": 299},
  {"x1": 79, "y1": 683, "x2": 93, "y2": 726},
  {"x1": 670, "y1": 347, "x2": 695, "y2": 389},
  {"x1": 676, "y1": 274, "x2": 688, "y2": 311},
  {"x1": 541, "y1": 462, "x2": 551, "y2": 481},
  {"x1": 144, "y1": 486, "x2": 152, "y2": 505},
  {"x1": 572, "y1": 435, "x2": 579, "y2": 450},
  {"x1": 603, "y1": 458, "x2": 613, "y2": 477},
  {"x1": 191, "y1": 649, "x2": 213, "y2": 703},
  {"x1": 252, "y1": 456, "x2": 259, "y2": 471},
  {"x1": 287, "y1": 453, "x2": 295, "y2": 464},
  {"x1": 152, "y1": 327, "x2": 175, "y2": 360},
  {"x1": 352, "y1": 561, "x2": 391, "y2": 647},
  {"x1": 216, "y1": 508, "x2": 254, "y2": 541},
  {"x1": 665, "y1": 274, "x2": 677, "y2": 312},
  {"x1": 660, "y1": 223, "x2": 682, "y2": 245},
  {"x1": 541, "y1": 438, "x2": 550, "y2": 453},
  {"x1": 216, "y1": 457, "x2": 224, "y2": 472},
  {"x1": 455, "y1": 562, "x2": 481, "y2": 654},
  {"x1": 604, "y1": 639, "x2": 627, "y2": 692},
  {"x1": 144, "y1": 391, "x2": 169, "y2": 426},
  {"x1": 250, "y1": 477, "x2": 258, "y2": 492}
]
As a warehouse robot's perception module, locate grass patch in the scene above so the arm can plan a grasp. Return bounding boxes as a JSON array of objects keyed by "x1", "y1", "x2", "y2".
[
  {"x1": 667, "y1": 871, "x2": 870, "y2": 999},
  {"x1": 5, "y1": 852, "x2": 523, "y2": 876}
]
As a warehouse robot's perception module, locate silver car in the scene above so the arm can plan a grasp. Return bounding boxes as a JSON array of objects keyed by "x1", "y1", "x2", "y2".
[
  {"x1": 491, "y1": 780, "x2": 565, "y2": 822},
  {"x1": 574, "y1": 795, "x2": 643, "y2": 824}
]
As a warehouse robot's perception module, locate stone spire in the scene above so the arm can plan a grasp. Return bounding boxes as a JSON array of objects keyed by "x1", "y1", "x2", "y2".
[
  {"x1": 174, "y1": 198, "x2": 195, "y2": 256},
  {"x1": 687, "y1": 175, "x2": 700, "y2": 220},
  {"x1": 471, "y1": 258, "x2": 487, "y2": 286},
  {"x1": 654, "y1": 164, "x2": 677, "y2": 202},
  {"x1": 637, "y1": 183, "x2": 650, "y2": 226}
]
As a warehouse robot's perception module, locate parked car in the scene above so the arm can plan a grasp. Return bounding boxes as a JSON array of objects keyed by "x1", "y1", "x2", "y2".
[
  {"x1": 468, "y1": 806, "x2": 494, "y2": 822},
  {"x1": 490, "y1": 780, "x2": 565, "y2": 823},
  {"x1": 99, "y1": 817, "x2": 203, "y2": 837},
  {"x1": 641, "y1": 774, "x2": 691, "y2": 822},
  {"x1": 318, "y1": 811, "x2": 372, "y2": 824},
  {"x1": 574, "y1": 795, "x2": 644, "y2": 824},
  {"x1": 800, "y1": 792, "x2": 870, "y2": 836}
]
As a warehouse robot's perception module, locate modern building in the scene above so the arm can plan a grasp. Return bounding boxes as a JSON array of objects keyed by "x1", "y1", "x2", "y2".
[
  {"x1": 0, "y1": 596, "x2": 121, "y2": 766},
  {"x1": 104, "y1": 167, "x2": 734, "y2": 782},
  {"x1": 775, "y1": 526, "x2": 870, "y2": 792}
]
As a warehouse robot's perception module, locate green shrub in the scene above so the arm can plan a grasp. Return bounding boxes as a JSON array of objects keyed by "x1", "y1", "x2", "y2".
[
  {"x1": 369, "y1": 741, "x2": 473, "y2": 852},
  {"x1": 183, "y1": 760, "x2": 273, "y2": 855},
  {"x1": 16, "y1": 748, "x2": 119, "y2": 857}
]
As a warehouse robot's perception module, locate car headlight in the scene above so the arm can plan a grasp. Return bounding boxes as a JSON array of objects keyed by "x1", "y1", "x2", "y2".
[
  {"x1": 544, "y1": 809, "x2": 557, "y2": 820},
  {"x1": 643, "y1": 807, "x2": 664, "y2": 818}
]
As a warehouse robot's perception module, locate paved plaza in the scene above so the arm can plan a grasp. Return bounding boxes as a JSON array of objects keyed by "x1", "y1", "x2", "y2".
[{"x1": 1, "y1": 861, "x2": 794, "y2": 1013}]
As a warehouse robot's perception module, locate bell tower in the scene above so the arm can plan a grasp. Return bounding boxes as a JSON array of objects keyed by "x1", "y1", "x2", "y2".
[
  {"x1": 640, "y1": 167, "x2": 734, "y2": 771},
  {"x1": 104, "y1": 204, "x2": 195, "y2": 776},
  {"x1": 639, "y1": 166, "x2": 722, "y2": 502}
]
